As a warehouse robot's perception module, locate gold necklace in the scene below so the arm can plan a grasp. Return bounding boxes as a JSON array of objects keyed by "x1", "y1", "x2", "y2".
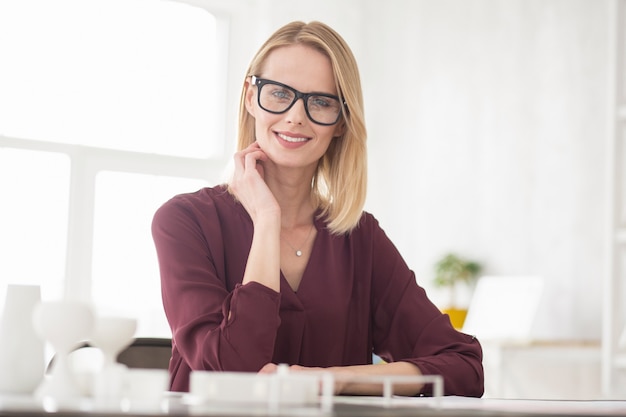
[{"x1": 282, "y1": 223, "x2": 315, "y2": 257}]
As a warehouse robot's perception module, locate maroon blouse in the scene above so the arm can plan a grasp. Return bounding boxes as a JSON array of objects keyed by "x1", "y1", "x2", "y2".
[{"x1": 152, "y1": 185, "x2": 484, "y2": 396}]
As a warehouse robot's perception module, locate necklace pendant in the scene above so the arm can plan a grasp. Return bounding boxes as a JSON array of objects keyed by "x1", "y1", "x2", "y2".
[{"x1": 296, "y1": 250, "x2": 302, "y2": 257}]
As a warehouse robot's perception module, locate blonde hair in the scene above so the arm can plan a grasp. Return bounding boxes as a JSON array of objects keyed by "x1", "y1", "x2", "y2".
[{"x1": 234, "y1": 21, "x2": 367, "y2": 235}]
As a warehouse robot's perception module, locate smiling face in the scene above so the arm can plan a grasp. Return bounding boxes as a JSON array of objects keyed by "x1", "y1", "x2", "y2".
[{"x1": 244, "y1": 44, "x2": 344, "y2": 170}]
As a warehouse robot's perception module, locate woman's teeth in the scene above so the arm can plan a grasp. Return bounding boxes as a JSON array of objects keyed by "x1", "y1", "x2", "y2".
[{"x1": 277, "y1": 133, "x2": 309, "y2": 143}]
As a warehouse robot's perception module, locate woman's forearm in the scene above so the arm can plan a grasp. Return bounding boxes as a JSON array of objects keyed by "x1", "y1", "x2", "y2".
[
  {"x1": 241, "y1": 215, "x2": 281, "y2": 292},
  {"x1": 277, "y1": 361, "x2": 424, "y2": 397},
  {"x1": 330, "y1": 361, "x2": 424, "y2": 396}
]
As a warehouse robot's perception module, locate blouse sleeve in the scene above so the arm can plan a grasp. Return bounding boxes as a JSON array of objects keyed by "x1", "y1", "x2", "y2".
[
  {"x1": 151, "y1": 193, "x2": 281, "y2": 375},
  {"x1": 367, "y1": 215, "x2": 484, "y2": 397}
]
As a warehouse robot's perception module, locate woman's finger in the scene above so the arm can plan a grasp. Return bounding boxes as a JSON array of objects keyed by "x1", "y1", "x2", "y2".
[{"x1": 258, "y1": 363, "x2": 278, "y2": 374}]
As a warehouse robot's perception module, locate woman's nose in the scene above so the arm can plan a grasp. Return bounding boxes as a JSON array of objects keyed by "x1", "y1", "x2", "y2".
[{"x1": 285, "y1": 97, "x2": 307, "y2": 125}]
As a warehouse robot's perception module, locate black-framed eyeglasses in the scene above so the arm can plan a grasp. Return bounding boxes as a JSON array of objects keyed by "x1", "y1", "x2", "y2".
[{"x1": 251, "y1": 76, "x2": 344, "y2": 126}]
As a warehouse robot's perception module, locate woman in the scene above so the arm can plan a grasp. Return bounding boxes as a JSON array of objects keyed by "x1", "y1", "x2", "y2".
[{"x1": 152, "y1": 20, "x2": 483, "y2": 397}]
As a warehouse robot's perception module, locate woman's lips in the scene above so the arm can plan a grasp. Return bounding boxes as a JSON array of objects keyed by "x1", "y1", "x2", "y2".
[{"x1": 276, "y1": 132, "x2": 310, "y2": 143}]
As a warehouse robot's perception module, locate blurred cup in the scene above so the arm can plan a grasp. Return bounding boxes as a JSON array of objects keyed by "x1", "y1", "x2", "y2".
[{"x1": 122, "y1": 369, "x2": 169, "y2": 413}]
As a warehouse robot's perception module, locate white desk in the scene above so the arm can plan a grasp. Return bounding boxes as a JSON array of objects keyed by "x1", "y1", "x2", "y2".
[{"x1": 1, "y1": 393, "x2": 626, "y2": 417}]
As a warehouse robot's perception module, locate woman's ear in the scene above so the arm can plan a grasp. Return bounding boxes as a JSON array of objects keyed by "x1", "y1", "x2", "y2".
[{"x1": 244, "y1": 79, "x2": 256, "y2": 117}]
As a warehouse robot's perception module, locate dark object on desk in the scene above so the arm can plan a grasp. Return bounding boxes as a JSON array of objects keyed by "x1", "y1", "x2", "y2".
[
  {"x1": 47, "y1": 337, "x2": 172, "y2": 372},
  {"x1": 117, "y1": 337, "x2": 172, "y2": 369}
]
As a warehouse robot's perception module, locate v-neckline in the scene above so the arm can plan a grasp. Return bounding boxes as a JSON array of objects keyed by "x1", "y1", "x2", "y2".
[
  {"x1": 280, "y1": 221, "x2": 319, "y2": 296},
  {"x1": 280, "y1": 247, "x2": 312, "y2": 295}
]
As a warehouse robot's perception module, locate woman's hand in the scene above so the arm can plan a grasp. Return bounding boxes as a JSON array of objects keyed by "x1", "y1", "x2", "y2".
[
  {"x1": 258, "y1": 363, "x2": 348, "y2": 395},
  {"x1": 229, "y1": 142, "x2": 280, "y2": 224}
]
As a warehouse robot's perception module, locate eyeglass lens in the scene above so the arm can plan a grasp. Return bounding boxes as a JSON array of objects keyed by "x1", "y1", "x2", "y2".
[{"x1": 256, "y1": 79, "x2": 341, "y2": 125}]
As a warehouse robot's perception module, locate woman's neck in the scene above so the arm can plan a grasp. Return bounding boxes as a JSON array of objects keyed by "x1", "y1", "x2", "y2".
[{"x1": 264, "y1": 165, "x2": 317, "y2": 229}]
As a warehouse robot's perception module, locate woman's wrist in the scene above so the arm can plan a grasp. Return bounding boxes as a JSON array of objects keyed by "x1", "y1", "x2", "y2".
[{"x1": 329, "y1": 362, "x2": 424, "y2": 396}]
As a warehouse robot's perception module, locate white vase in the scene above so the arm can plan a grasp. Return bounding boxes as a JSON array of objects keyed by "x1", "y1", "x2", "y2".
[
  {"x1": 0, "y1": 284, "x2": 45, "y2": 394},
  {"x1": 32, "y1": 300, "x2": 94, "y2": 404}
]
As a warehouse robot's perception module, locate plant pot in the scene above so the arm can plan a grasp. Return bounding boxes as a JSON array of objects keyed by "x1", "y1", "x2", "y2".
[{"x1": 441, "y1": 307, "x2": 468, "y2": 330}]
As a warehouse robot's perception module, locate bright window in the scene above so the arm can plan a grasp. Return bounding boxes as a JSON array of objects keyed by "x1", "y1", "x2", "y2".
[
  {"x1": 0, "y1": 0, "x2": 221, "y2": 158},
  {"x1": 0, "y1": 0, "x2": 228, "y2": 337},
  {"x1": 0, "y1": 149, "x2": 70, "y2": 303},
  {"x1": 92, "y1": 172, "x2": 208, "y2": 337}
]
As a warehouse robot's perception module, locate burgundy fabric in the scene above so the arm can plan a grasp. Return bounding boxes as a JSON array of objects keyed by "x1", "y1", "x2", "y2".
[{"x1": 152, "y1": 185, "x2": 484, "y2": 396}]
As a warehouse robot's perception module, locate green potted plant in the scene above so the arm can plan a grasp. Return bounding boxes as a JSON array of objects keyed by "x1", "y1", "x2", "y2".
[{"x1": 433, "y1": 253, "x2": 482, "y2": 329}]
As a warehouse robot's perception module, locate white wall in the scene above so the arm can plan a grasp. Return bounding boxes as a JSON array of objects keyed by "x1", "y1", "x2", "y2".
[{"x1": 226, "y1": 0, "x2": 610, "y2": 340}]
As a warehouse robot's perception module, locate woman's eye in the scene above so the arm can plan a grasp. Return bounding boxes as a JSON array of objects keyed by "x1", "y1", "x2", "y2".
[
  {"x1": 310, "y1": 97, "x2": 330, "y2": 107},
  {"x1": 270, "y1": 88, "x2": 292, "y2": 100}
]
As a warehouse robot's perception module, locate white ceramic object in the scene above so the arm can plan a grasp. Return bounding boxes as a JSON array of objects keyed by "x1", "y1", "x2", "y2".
[
  {"x1": 92, "y1": 362, "x2": 127, "y2": 411},
  {"x1": 190, "y1": 371, "x2": 270, "y2": 404},
  {"x1": 90, "y1": 316, "x2": 137, "y2": 367},
  {"x1": 189, "y1": 370, "x2": 319, "y2": 406},
  {"x1": 32, "y1": 300, "x2": 94, "y2": 403},
  {"x1": 90, "y1": 315, "x2": 136, "y2": 410},
  {"x1": 0, "y1": 284, "x2": 45, "y2": 394},
  {"x1": 123, "y1": 368, "x2": 169, "y2": 413},
  {"x1": 66, "y1": 347, "x2": 103, "y2": 397}
]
